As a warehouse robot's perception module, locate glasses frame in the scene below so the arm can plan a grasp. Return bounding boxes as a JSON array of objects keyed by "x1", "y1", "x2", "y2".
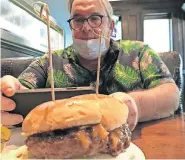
[{"x1": 67, "y1": 15, "x2": 107, "y2": 31}]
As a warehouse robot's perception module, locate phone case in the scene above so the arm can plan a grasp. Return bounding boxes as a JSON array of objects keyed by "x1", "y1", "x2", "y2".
[{"x1": 8, "y1": 87, "x2": 95, "y2": 118}]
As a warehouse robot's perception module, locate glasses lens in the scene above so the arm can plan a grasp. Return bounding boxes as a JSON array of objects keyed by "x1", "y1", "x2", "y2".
[
  {"x1": 70, "y1": 17, "x2": 84, "y2": 30},
  {"x1": 88, "y1": 15, "x2": 102, "y2": 28}
]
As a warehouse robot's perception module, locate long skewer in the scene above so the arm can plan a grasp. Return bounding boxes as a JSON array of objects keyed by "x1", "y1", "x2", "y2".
[
  {"x1": 96, "y1": 35, "x2": 102, "y2": 95},
  {"x1": 34, "y1": 2, "x2": 55, "y2": 101}
]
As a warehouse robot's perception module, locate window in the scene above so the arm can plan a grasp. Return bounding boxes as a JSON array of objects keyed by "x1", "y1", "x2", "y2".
[
  {"x1": 144, "y1": 13, "x2": 172, "y2": 53},
  {"x1": 0, "y1": 0, "x2": 64, "y2": 52},
  {"x1": 111, "y1": 15, "x2": 122, "y2": 41}
]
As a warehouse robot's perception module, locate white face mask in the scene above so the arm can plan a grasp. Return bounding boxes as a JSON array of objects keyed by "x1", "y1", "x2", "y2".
[{"x1": 73, "y1": 38, "x2": 108, "y2": 60}]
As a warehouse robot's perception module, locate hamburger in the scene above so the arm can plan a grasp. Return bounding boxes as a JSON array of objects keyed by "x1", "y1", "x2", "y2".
[{"x1": 21, "y1": 94, "x2": 131, "y2": 159}]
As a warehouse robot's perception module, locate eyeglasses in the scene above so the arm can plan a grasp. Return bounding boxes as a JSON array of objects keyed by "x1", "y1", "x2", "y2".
[{"x1": 67, "y1": 15, "x2": 107, "y2": 31}]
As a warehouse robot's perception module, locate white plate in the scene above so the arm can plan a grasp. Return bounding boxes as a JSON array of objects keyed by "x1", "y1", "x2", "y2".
[{"x1": 3, "y1": 128, "x2": 145, "y2": 160}]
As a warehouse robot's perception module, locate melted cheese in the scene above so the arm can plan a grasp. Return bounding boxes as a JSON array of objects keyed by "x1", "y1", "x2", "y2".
[
  {"x1": 76, "y1": 124, "x2": 108, "y2": 149},
  {"x1": 115, "y1": 129, "x2": 122, "y2": 137},
  {"x1": 76, "y1": 131, "x2": 90, "y2": 149},
  {"x1": 92, "y1": 124, "x2": 108, "y2": 140},
  {"x1": 110, "y1": 132, "x2": 119, "y2": 149}
]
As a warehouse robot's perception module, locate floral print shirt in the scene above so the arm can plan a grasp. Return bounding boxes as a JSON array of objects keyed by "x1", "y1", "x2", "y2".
[{"x1": 18, "y1": 39, "x2": 174, "y2": 94}]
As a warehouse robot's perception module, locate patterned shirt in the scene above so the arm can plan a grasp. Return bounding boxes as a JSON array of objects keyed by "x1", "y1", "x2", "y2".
[{"x1": 18, "y1": 39, "x2": 174, "y2": 94}]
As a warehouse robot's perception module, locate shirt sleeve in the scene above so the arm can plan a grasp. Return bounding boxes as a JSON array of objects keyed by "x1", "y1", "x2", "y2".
[
  {"x1": 17, "y1": 53, "x2": 49, "y2": 89},
  {"x1": 139, "y1": 45, "x2": 175, "y2": 89}
]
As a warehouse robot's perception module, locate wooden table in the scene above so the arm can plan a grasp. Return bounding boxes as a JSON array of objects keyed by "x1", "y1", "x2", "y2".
[{"x1": 132, "y1": 114, "x2": 185, "y2": 159}]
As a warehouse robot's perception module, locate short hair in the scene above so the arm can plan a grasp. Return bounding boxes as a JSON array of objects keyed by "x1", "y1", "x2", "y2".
[{"x1": 67, "y1": 0, "x2": 113, "y2": 21}]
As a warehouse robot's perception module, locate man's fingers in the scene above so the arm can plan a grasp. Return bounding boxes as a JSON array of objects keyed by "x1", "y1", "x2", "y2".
[
  {"x1": 109, "y1": 92, "x2": 130, "y2": 104},
  {"x1": 0, "y1": 76, "x2": 18, "y2": 97},
  {"x1": 1, "y1": 112, "x2": 23, "y2": 126},
  {"x1": 127, "y1": 116, "x2": 137, "y2": 131},
  {"x1": 1, "y1": 96, "x2": 16, "y2": 111},
  {"x1": 110, "y1": 92, "x2": 138, "y2": 131},
  {"x1": 2, "y1": 86, "x2": 16, "y2": 97},
  {"x1": 127, "y1": 102, "x2": 138, "y2": 131},
  {"x1": 0, "y1": 75, "x2": 27, "y2": 97}
]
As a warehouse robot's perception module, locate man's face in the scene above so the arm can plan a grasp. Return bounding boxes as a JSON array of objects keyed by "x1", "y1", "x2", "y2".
[{"x1": 70, "y1": 0, "x2": 114, "y2": 40}]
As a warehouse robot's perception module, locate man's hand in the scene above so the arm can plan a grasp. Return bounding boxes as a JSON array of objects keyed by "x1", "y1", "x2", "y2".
[
  {"x1": 110, "y1": 92, "x2": 139, "y2": 131},
  {"x1": 0, "y1": 75, "x2": 27, "y2": 126}
]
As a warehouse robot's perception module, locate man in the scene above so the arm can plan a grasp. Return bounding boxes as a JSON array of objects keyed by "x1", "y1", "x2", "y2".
[{"x1": 0, "y1": 0, "x2": 179, "y2": 131}]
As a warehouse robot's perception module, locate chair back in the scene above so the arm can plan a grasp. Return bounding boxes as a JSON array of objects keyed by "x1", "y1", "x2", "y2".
[
  {"x1": 1, "y1": 57, "x2": 37, "y2": 78},
  {"x1": 159, "y1": 51, "x2": 184, "y2": 114}
]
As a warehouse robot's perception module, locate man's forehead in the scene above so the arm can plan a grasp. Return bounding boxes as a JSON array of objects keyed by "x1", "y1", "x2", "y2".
[
  {"x1": 71, "y1": 0, "x2": 106, "y2": 16},
  {"x1": 72, "y1": 0, "x2": 101, "y2": 6}
]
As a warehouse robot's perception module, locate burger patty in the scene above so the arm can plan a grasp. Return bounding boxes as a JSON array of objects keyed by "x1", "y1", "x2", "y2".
[{"x1": 25, "y1": 124, "x2": 131, "y2": 159}]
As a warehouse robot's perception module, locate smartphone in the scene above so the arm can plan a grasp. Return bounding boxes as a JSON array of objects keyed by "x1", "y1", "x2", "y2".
[{"x1": 9, "y1": 87, "x2": 95, "y2": 118}]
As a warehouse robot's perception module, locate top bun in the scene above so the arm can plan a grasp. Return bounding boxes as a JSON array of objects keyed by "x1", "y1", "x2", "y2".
[{"x1": 22, "y1": 94, "x2": 128, "y2": 136}]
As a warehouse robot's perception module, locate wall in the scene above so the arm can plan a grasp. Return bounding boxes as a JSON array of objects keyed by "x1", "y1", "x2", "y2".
[{"x1": 110, "y1": 0, "x2": 184, "y2": 41}]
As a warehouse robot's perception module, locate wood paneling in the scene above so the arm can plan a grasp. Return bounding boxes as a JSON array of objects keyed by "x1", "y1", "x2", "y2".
[
  {"x1": 111, "y1": 0, "x2": 184, "y2": 42},
  {"x1": 114, "y1": 0, "x2": 182, "y2": 2},
  {"x1": 183, "y1": 14, "x2": 185, "y2": 63},
  {"x1": 128, "y1": 15, "x2": 137, "y2": 40},
  {"x1": 137, "y1": 12, "x2": 144, "y2": 41},
  {"x1": 122, "y1": 14, "x2": 129, "y2": 39},
  {"x1": 172, "y1": 12, "x2": 185, "y2": 69},
  {"x1": 121, "y1": 13, "x2": 143, "y2": 41},
  {"x1": 111, "y1": 1, "x2": 183, "y2": 12},
  {"x1": 173, "y1": 12, "x2": 185, "y2": 111},
  {"x1": 111, "y1": 0, "x2": 184, "y2": 16}
]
